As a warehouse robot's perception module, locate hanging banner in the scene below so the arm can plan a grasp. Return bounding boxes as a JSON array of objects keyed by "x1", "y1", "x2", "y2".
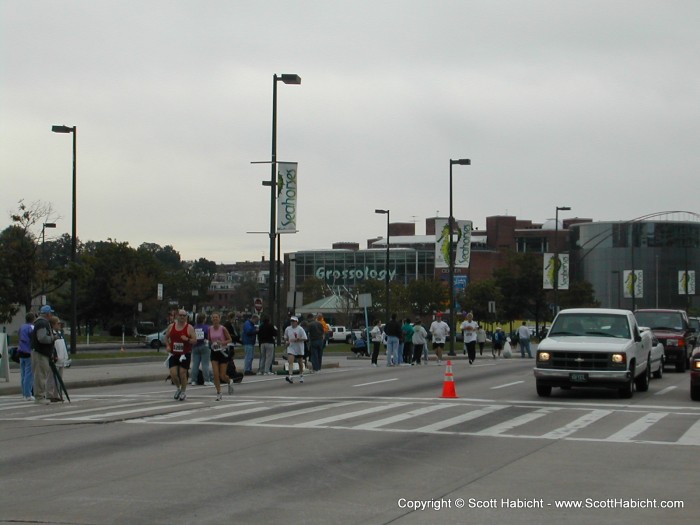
[
  {"x1": 543, "y1": 253, "x2": 570, "y2": 290},
  {"x1": 455, "y1": 220, "x2": 472, "y2": 268},
  {"x1": 678, "y1": 270, "x2": 696, "y2": 295},
  {"x1": 623, "y1": 270, "x2": 643, "y2": 299},
  {"x1": 277, "y1": 162, "x2": 298, "y2": 233},
  {"x1": 434, "y1": 218, "x2": 450, "y2": 269}
]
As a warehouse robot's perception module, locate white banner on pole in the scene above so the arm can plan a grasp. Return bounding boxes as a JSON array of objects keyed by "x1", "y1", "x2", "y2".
[
  {"x1": 455, "y1": 220, "x2": 472, "y2": 268},
  {"x1": 277, "y1": 162, "x2": 298, "y2": 233},
  {"x1": 679, "y1": 270, "x2": 696, "y2": 295},
  {"x1": 543, "y1": 253, "x2": 570, "y2": 290},
  {"x1": 623, "y1": 270, "x2": 644, "y2": 298}
]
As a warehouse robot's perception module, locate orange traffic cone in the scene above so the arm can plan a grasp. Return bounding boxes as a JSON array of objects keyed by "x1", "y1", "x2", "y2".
[{"x1": 440, "y1": 360, "x2": 458, "y2": 398}]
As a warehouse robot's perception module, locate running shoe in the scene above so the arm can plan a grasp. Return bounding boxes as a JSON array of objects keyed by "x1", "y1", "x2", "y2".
[
  {"x1": 179, "y1": 391, "x2": 187, "y2": 401},
  {"x1": 285, "y1": 376, "x2": 293, "y2": 384},
  {"x1": 216, "y1": 393, "x2": 223, "y2": 401},
  {"x1": 227, "y1": 380, "x2": 234, "y2": 395},
  {"x1": 299, "y1": 375, "x2": 304, "y2": 384},
  {"x1": 174, "y1": 388, "x2": 181, "y2": 400}
]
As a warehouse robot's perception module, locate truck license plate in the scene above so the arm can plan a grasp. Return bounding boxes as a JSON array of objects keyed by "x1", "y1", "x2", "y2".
[{"x1": 570, "y1": 373, "x2": 588, "y2": 383}]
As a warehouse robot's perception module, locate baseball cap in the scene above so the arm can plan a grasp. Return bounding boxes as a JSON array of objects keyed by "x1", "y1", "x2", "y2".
[
  {"x1": 40, "y1": 305, "x2": 54, "y2": 314},
  {"x1": 290, "y1": 316, "x2": 299, "y2": 322}
]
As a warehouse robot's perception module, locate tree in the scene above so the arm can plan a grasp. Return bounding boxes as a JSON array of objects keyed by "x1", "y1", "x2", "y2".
[
  {"x1": 406, "y1": 278, "x2": 448, "y2": 317},
  {"x1": 459, "y1": 279, "x2": 503, "y2": 323}
]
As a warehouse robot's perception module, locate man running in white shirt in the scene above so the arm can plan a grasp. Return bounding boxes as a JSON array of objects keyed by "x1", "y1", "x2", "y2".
[{"x1": 429, "y1": 313, "x2": 450, "y2": 365}]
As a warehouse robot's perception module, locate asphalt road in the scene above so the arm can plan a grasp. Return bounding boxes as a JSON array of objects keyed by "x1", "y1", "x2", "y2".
[{"x1": 1, "y1": 355, "x2": 699, "y2": 525}]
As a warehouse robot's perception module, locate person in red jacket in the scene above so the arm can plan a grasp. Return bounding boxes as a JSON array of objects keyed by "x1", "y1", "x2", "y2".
[{"x1": 166, "y1": 309, "x2": 196, "y2": 401}]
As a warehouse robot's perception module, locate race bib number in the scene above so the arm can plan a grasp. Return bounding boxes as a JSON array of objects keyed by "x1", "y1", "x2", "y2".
[
  {"x1": 173, "y1": 342, "x2": 184, "y2": 353},
  {"x1": 195, "y1": 328, "x2": 205, "y2": 340}
]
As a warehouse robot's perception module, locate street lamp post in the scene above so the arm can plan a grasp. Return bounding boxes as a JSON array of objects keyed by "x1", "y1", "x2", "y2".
[
  {"x1": 375, "y1": 209, "x2": 390, "y2": 323},
  {"x1": 553, "y1": 205, "x2": 571, "y2": 316},
  {"x1": 448, "y1": 158, "x2": 470, "y2": 356},
  {"x1": 51, "y1": 125, "x2": 77, "y2": 355},
  {"x1": 269, "y1": 74, "x2": 301, "y2": 336}
]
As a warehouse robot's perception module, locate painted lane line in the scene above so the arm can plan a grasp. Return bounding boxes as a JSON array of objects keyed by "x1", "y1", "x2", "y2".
[
  {"x1": 540, "y1": 409, "x2": 612, "y2": 439},
  {"x1": 353, "y1": 403, "x2": 458, "y2": 430},
  {"x1": 293, "y1": 402, "x2": 407, "y2": 428},
  {"x1": 490, "y1": 381, "x2": 525, "y2": 390},
  {"x1": 239, "y1": 401, "x2": 361, "y2": 425},
  {"x1": 606, "y1": 412, "x2": 668, "y2": 442},
  {"x1": 654, "y1": 386, "x2": 677, "y2": 396},
  {"x1": 353, "y1": 378, "x2": 399, "y2": 387},
  {"x1": 413, "y1": 405, "x2": 509, "y2": 433},
  {"x1": 677, "y1": 418, "x2": 700, "y2": 445},
  {"x1": 475, "y1": 407, "x2": 557, "y2": 436}
]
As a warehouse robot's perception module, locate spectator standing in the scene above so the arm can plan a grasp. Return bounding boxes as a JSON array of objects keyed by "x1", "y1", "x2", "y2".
[
  {"x1": 517, "y1": 322, "x2": 533, "y2": 358},
  {"x1": 190, "y1": 313, "x2": 213, "y2": 386},
  {"x1": 401, "y1": 318, "x2": 414, "y2": 365},
  {"x1": 477, "y1": 326, "x2": 487, "y2": 356},
  {"x1": 492, "y1": 327, "x2": 505, "y2": 359},
  {"x1": 257, "y1": 316, "x2": 277, "y2": 375},
  {"x1": 384, "y1": 313, "x2": 402, "y2": 366},
  {"x1": 306, "y1": 314, "x2": 325, "y2": 373},
  {"x1": 283, "y1": 316, "x2": 307, "y2": 384},
  {"x1": 46, "y1": 316, "x2": 69, "y2": 401},
  {"x1": 429, "y1": 313, "x2": 450, "y2": 365},
  {"x1": 30, "y1": 305, "x2": 56, "y2": 405},
  {"x1": 411, "y1": 319, "x2": 428, "y2": 365},
  {"x1": 165, "y1": 309, "x2": 196, "y2": 401},
  {"x1": 18, "y1": 312, "x2": 35, "y2": 401},
  {"x1": 242, "y1": 314, "x2": 259, "y2": 376},
  {"x1": 208, "y1": 312, "x2": 233, "y2": 401},
  {"x1": 460, "y1": 312, "x2": 478, "y2": 365},
  {"x1": 370, "y1": 319, "x2": 383, "y2": 367}
]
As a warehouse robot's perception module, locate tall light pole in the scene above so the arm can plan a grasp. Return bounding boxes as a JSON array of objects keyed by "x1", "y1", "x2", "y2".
[
  {"x1": 269, "y1": 73, "x2": 301, "y2": 335},
  {"x1": 554, "y1": 205, "x2": 571, "y2": 316},
  {"x1": 375, "y1": 209, "x2": 390, "y2": 322},
  {"x1": 448, "y1": 158, "x2": 470, "y2": 356},
  {"x1": 40, "y1": 222, "x2": 56, "y2": 297},
  {"x1": 52, "y1": 125, "x2": 77, "y2": 355}
]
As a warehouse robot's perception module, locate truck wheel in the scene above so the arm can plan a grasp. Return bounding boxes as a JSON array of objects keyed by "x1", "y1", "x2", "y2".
[
  {"x1": 618, "y1": 371, "x2": 634, "y2": 399},
  {"x1": 635, "y1": 359, "x2": 650, "y2": 392},
  {"x1": 691, "y1": 385, "x2": 700, "y2": 401},
  {"x1": 536, "y1": 382, "x2": 552, "y2": 397}
]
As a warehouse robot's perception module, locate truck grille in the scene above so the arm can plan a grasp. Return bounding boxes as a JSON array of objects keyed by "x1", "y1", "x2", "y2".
[{"x1": 550, "y1": 351, "x2": 612, "y2": 370}]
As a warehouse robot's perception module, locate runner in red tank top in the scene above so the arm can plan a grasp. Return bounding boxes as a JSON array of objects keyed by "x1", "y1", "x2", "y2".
[{"x1": 166, "y1": 309, "x2": 196, "y2": 401}]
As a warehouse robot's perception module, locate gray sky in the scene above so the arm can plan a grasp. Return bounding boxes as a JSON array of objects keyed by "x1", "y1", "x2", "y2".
[{"x1": 2, "y1": 0, "x2": 699, "y2": 263}]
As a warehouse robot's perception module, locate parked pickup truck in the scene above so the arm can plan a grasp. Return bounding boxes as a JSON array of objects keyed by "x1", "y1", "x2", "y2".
[
  {"x1": 328, "y1": 326, "x2": 363, "y2": 343},
  {"x1": 634, "y1": 309, "x2": 696, "y2": 372},
  {"x1": 534, "y1": 308, "x2": 652, "y2": 399}
]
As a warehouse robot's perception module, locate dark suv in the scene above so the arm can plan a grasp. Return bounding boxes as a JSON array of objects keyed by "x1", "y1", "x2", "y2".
[{"x1": 634, "y1": 309, "x2": 697, "y2": 372}]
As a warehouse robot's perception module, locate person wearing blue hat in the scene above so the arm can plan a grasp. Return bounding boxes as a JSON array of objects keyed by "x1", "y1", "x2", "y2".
[{"x1": 31, "y1": 305, "x2": 56, "y2": 404}]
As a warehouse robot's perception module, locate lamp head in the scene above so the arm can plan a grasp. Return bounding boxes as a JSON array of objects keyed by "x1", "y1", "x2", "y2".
[
  {"x1": 51, "y1": 125, "x2": 74, "y2": 133},
  {"x1": 278, "y1": 74, "x2": 301, "y2": 85},
  {"x1": 450, "y1": 158, "x2": 471, "y2": 166},
  {"x1": 374, "y1": 209, "x2": 389, "y2": 215},
  {"x1": 43, "y1": 223, "x2": 57, "y2": 229}
]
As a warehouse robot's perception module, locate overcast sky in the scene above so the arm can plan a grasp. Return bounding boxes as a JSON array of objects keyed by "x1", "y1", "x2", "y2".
[{"x1": 2, "y1": 0, "x2": 699, "y2": 264}]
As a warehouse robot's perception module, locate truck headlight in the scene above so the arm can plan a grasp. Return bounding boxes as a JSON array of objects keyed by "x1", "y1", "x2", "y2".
[
  {"x1": 537, "y1": 351, "x2": 551, "y2": 362},
  {"x1": 692, "y1": 359, "x2": 700, "y2": 371},
  {"x1": 611, "y1": 353, "x2": 626, "y2": 364},
  {"x1": 666, "y1": 339, "x2": 679, "y2": 347}
]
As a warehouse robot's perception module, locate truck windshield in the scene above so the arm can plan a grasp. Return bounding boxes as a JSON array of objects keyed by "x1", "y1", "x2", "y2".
[
  {"x1": 549, "y1": 313, "x2": 630, "y2": 339},
  {"x1": 634, "y1": 312, "x2": 683, "y2": 331}
]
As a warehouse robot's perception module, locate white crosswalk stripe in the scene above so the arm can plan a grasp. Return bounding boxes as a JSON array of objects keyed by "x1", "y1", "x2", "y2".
[{"x1": 4, "y1": 394, "x2": 700, "y2": 447}]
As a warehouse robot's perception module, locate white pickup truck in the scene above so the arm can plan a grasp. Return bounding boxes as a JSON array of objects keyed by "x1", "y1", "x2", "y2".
[
  {"x1": 328, "y1": 326, "x2": 363, "y2": 343},
  {"x1": 534, "y1": 308, "x2": 652, "y2": 399}
]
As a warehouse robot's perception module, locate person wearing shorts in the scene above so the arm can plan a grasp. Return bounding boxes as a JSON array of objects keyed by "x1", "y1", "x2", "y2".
[
  {"x1": 208, "y1": 312, "x2": 233, "y2": 401},
  {"x1": 283, "y1": 316, "x2": 307, "y2": 384},
  {"x1": 166, "y1": 309, "x2": 196, "y2": 401},
  {"x1": 429, "y1": 313, "x2": 450, "y2": 365}
]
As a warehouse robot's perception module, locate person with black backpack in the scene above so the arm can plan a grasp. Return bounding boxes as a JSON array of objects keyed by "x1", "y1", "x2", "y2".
[{"x1": 30, "y1": 305, "x2": 56, "y2": 405}]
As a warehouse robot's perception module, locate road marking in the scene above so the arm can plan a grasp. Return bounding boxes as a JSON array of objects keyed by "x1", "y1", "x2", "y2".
[
  {"x1": 294, "y1": 402, "x2": 407, "y2": 428},
  {"x1": 676, "y1": 418, "x2": 700, "y2": 445},
  {"x1": 67, "y1": 403, "x2": 201, "y2": 420},
  {"x1": 353, "y1": 403, "x2": 456, "y2": 430},
  {"x1": 240, "y1": 401, "x2": 361, "y2": 425},
  {"x1": 490, "y1": 381, "x2": 525, "y2": 390},
  {"x1": 353, "y1": 378, "x2": 399, "y2": 387},
  {"x1": 540, "y1": 409, "x2": 612, "y2": 439},
  {"x1": 605, "y1": 412, "x2": 668, "y2": 442},
  {"x1": 413, "y1": 405, "x2": 508, "y2": 433},
  {"x1": 654, "y1": 386, "x2": 677, "y2": 396},
  {"x1": 475, "y1": 407, "x2": 557, "y2": 435}
]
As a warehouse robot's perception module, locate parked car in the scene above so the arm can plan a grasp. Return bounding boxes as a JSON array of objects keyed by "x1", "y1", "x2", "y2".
[
  {"x1": 142, "y1": 329, "x2": 167, "y2": 349},
  {"x1": 328, "y1": 326, "x2": 363, "y2": 343},
  {"x1": 634, "y1": 309, "x2": 695, "y2": 372},
  {"x1": 691, "y1": 348, "x2": 700, "y2": 401},
  {"x1": 534, "y1": 308, "x2": 652, "y2": 398}
]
